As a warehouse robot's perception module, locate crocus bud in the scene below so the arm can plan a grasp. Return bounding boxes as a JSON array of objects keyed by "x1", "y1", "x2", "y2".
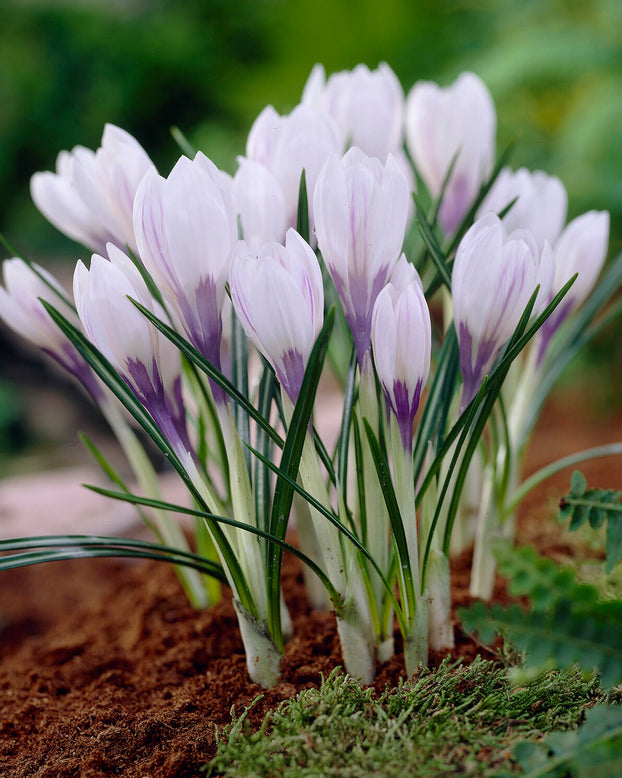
[
  {"x1": 371, "y1": 256, "x2": 431, "y2": 451},
  {"x1": 232, "y1": 157, "x2": 287, "y2": 245},
  {"x1": 314, "y1": 147, "x2": 409, "y2": 366},
  {"x1": 477, "y1": 167, "x2": 568, "y2": 252},
  {"x1": 74, "y1": 244, "x2": 189, "y2": 454},
  {"x1": 133, "y1": 152, "x2": 237, "y2": 386},
  {"x1": 245, "y1": 103, "x2": 343, "y2": 237},
  {"x1": 538, "y1": 210, "x2": 609, "y2": 352},
  {"x1": 0, "y1": 258, "x2": 103, "y2": 400},
  {"x1": 302, "y1": 62, "x2": 405, "y2": 162},
  {"x1": 452, "y1": 214, "x2": 544, "y2": 410},
  {"x1": 229, "y1": 229, "x2": 323, "y2": 403},
  {"x1": 405, "y1": 72, "x2": 496, "y2": 235},
  {"x1": 31, "y1": 124, "x2": 154, "y2": 256}
]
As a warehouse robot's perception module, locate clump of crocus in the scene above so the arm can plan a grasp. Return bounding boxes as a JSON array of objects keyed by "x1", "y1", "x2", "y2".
[{"x1": 2, "y1": 64, "x2": 618, "y2": 695}]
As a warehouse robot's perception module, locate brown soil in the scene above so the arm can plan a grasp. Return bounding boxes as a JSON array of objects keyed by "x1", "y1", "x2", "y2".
[{"x1": 0, "y1": 395, "x2": 621, "y2": 777}]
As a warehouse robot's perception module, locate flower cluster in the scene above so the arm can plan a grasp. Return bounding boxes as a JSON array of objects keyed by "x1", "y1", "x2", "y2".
[{"x1": 0, "y1": 64, "x2": 615, "y2": 687}]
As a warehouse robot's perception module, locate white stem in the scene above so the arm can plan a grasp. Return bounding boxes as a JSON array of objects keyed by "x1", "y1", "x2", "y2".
[
  {"x1": 470, "y1": 347, "x2": 540, "y2": 600},
  {"x1": 469, "y1": 462, "x2": 497, "y2": 600},
  {"x1": 403, "y1": 595, "x2": 428, "y2": 676},
  {"x1": 392, "y1": 419, "x2": 430, "y2": 669},
  {"x1": 449, "y1": 452, "x2": 483, "y2": 556},
  {"x1": 358, "y1": 358, "x2": 392, "y2": 643},
  {"x1": 233, "y1": 600, "x2": 282, "y2": 688},
  {"x1": 336, "y1": 598, "x2": 375, "y2": 684},
  {"x1": 100, "y1": 396, "x2": 211, "y2": 609},
  {"x1": 282, "y1": 397, "x2": 375, "y2": 679},
  {"x1": 294, "y1": 492, "x2": 330, "y2": 610},
  {"x1": 426, "y1": 548, "x2": 454, "y2": 650},
  {"x1": 217, "y1": 405, "x2": 269, "y2": 621}
]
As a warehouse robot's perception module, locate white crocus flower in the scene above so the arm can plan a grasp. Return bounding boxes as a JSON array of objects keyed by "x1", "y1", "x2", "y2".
[
  {"x1": 74, "y1": 244, "x2": 189, "y2": 455},
  {"x1": 405, "y1": 72, "x2": 496, "y2": 236},
  {"x1": 538, "y1": 210, "x2": 610, "y2": 353},
  {"x1": 243, "y1": 102, "x2": 343, "y2": 239},
  {"x1": 232, "y1": 157, "x2": 287, "y2": 245},
  {"x1": 133, "y1": 152, "x2": 237, "y2": 398},
  {"x1": 229, "y1": 228, "x2": 323, "y2": 403},
  {"x1": 31, "y1": 124, "x2": 154, "y2": 256},
  {"x1": 452, "y1": 214, "x2": 549, "y2": 410},
  {"x1": 478, "y1": 167, "x2": 568, "y2": 252},
  {"x1": 302, "y1": 62, "x2": 405, "y2": 162},
  {"x1": 314, "y1": 147, "x2": 410, "y2": 366},
  {"x1": 371, "y1": 256, "x2": 431, "y2": 452},
  {"x1": 0, "y1": 258, "x2": 102, "y2": 400}
]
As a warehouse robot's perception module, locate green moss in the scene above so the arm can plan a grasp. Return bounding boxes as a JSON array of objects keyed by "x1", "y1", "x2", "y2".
[{"x1": 206, "y1": 658, "x2": 602, "y2": 777}]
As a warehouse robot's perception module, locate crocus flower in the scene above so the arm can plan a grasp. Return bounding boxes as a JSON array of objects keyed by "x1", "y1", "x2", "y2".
[
  {"x1": 538, "y1": 210, "x2": 609, "y2": 354},
  {"x1": 229, "y1": 229, "x2": 323, "y2": 403},
  {"x1": 313, "y1": 147, "x2": 410, "y2": 366},
  {"x1": 74, "y1": 244, "x2": 190, "y2": 455},
  {"x1": 133, "y1": 152, "x2": 237, "y2": 397},
  {"x1": 243, "y1": 103, "x2": 343, "y2": 238},
  {"x1": 371, "y1": 257, "x2": 431, "y2": 451},
  {"x1": 0, "y1": 258, "x2": 101, "y2": 400},
  {"x1": 302, "y1": 62, "x2": 405, "y2": 162},
  {"x1": 31, "y1": 124, "x2": 154, "y2": 256},
  {"x1": 405, "y1": 72, "x2": 496, "y2": 236},
  {"x1": 232, "y1": 157, "x2": 287, "y2": 245},
  {"x1": 452, "y1": 214, "x2": 548, "y2": 410},
  {"x1": 477, "y1": 167, "x2": 568, "y2": 252}
]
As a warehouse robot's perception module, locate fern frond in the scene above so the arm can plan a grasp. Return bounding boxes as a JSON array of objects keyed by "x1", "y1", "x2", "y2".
[
  {"x1": 460, "y1": 544, "x2": 622, "y2": 688},
  {"x1": 560, "y1": 471, "x2": 622, "y2": 573}
]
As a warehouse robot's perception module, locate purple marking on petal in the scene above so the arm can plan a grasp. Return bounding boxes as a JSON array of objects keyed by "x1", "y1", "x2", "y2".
[
  {"x1": 388, "y1": 378, "x2": 423, "y2": 452},
  {"x1": 177, "y1": 276, "x2": 222, "y2": 366},
  {"x1": 176, "y1": 275, "x2": 226, "y2": 405},
  {"x1": 277, "y1": 348, "x2": 306, "y2": 403},
  {"x1": 439, "y1": 174, "x2": 470, "y2": 235},
  {"x1": 42, "y1": 344, "x2": 104, "y2": 404},
  {"x1": 332, "y1": 263, "x2": 391, "y2": 368},
  {"x1": 126, "y1": 357, "x2": 192, "y2": 456},
  {"x1": 535, "y1": 299, "x2": 572, "y2": 367},
  {"x1": 458, "y1": 322, "x2": 498, "y2": 411}
]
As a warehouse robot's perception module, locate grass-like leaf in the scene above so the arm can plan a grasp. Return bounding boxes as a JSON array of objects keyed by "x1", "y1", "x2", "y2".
[
  {"x1": 0, "y1": 535, "x2": 226, "y2": 580},
  {"x1": 267, "y1": 307, "x2": 335, "y2": 646},
  {"x1": 363, "y1": 418, "x2": 416, "y2": 619},
  {"x1": 170, "y1": 125, "x2": 198, "y2": 158},
  {"x1": 43, "y1": 300, "x2": 255, "y2": 614},
  {"x1": 414, "y1": 195, "x2": 452, "y2": 290},
  {"x1": 83, "y1": 484, "x2": 341, "y2": 604},
  {"x1": 296, "y1": 169, "x2": 310, "y2": 244}
]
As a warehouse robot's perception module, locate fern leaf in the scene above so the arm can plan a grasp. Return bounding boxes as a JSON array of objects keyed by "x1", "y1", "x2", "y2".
[
  {"x1": 515, "y1": 705, "x2": 622, "y2": 778},
  {"x1": 460, "y1": 544, "x2": 622, "y2": 687},
  {"x1": 559, "y1": 471, "x2": 622, "y2": 573}
]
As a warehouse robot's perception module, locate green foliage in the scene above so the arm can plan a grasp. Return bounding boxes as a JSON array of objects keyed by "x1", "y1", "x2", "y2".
[
  {"x1": 460, "y1": 544, "x2": 622, "y2": 688},
  {"x1": 206, "y1": 660, "x2": 600, "y2": 777},
  {"x1": 560, "y1": 471, "x2": 622, "y2": 573},
  {"x1": 513, "y1": 704, "x2": 622, "y2": 778}
]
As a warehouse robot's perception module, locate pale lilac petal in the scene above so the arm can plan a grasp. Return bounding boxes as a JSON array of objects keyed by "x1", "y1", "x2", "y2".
[
  {"x1": 233, "y1": 158, "x2": 287, "y2": 244},
  {"x1": 405, "y1": 72, "x2": 496, "y2": 235}
]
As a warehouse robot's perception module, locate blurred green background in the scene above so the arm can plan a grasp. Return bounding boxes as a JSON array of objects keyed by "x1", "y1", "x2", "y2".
[{"x1": 1, "y1": 0, "x2": 621, "y2": 467}]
